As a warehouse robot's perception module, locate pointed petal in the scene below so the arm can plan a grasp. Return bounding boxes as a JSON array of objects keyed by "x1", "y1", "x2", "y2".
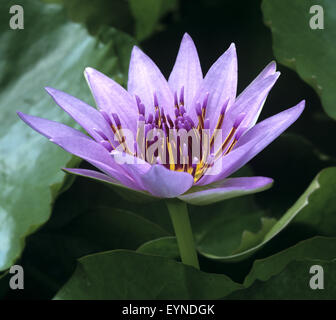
[
  {"x1": 63, "y1": 167, "x2": 156, "y2": 200},
  {"x1": 127, "y1": 46, "x2": 174, "y2": 115},
  {"x1": 50, "y1": 136, "x2": 139, "y2": 189},
  {"x1": 50, "y1": 135, "x2": 115, "y2": 168},
  {"x1": 198, "y1": 101, "x2": 305, "y2": 185},
  {"x1": 17, "y1": 112, "x2": 89, "y2": 140},
  {"x1": 84, "y1": 67, "x2": 138, "y2": 133},
  {"x1": 63, "y1": 168, "x2": 119, "y2": 184},
  {"x1": 222, "y1": 62, "x2": 280, "y2": 135},
  {"x1": 168, "y1": 33, "x2": 203, "y2": 109},
  {"x1": 45, "y1": 87, "x2": 114, "y2": 142},
  {"x1": 191, "y1": 43, "x2": 237, "y2": 127},
  {"x1": 87, "y1": 158, "x2": 141, "y2": 190},
  {"x1": 239, "y1": 62, "x2": 277, "y2": 102},
  {"x1": 140, "y1": 165, "x2": 194, "y2": 198},
  {"x1": 179, "y1": 176, "x2": 273, "y2": 205}
]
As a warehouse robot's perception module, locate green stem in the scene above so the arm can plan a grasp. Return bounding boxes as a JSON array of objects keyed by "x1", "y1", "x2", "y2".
[{"x1": 166, "y1": 199, "x2": 200, "y2": 269}]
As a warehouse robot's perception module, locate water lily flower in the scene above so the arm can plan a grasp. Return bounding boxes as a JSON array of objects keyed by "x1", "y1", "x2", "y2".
[{"x1": 18, "y1": 33, "x2": 304, "y2": 269}]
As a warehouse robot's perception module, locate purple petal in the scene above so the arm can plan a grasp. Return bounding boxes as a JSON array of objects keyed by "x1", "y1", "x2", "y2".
[
  {"x1": 191, "y1": 43, "x2": 237, "y2": 128},
  {"x1": 63, "y1": 168, "x2": 120, "y2": 184},
  {"x1": 45, "y1": 87, "x2": 114, "y2": 142},
  {"x1": 84, "y1": 67, "x2": 138, "y2": 133},
  {"x1": 127, "y1": 46, "x2": 174, "y2": 116},
  {"x1": 179, "y1": 176, "x2": 273, "y2": 205},
  {"x1": 111, "y1": 150, "x2": 151, "y2": 190},
  {"x1": 168, "y1": 33, "x2": 203, "y2": 110},
  {"x1": 140, "y1": 165, "x2": 194, "y2": 198},
  {"x1": 50, "y1": 136, "x2": 140, "y2": 189},
  {"x1": 222, "y1": 64, "x2": 280, "y2": 138},
  {"x1": 50, "y1": 136, "x2": 113, "y2": 166},
  {"x1": 17, "y1": 112, "x2": 89, "y2": 140},
  {"x1": 64, "y1": 167, "x2": 156, "y2": 199},
  {"x1": 238, "y1": 62, "x2": 277, "y2": 104},
  {"x1": 198, "y1": 101, "x2": 305, "y2": 185},
  {"x1": 17, "y1": 112, "x2": 140, "y2": 189},
  {"x1": 88, "y1": 158, "x2": 142, "y2": 190}
]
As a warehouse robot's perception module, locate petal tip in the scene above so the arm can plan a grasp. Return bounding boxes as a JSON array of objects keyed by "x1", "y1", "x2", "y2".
[
  {"x1": 84, "y1": 66, "x2": 101, "y2": 78},
  {"x1": 229, "y1": 42, "x2": 236, "y2": 51},
  {"x1": 44, "y1": 86, "x2": 57, "y2": 96},
  {"x1": 182, "y1": 32, "x2": 192, "y2": 41},
  {"x1": 297, "y1": 99, "x2": 306, "y2": 112},
  {"x1": 17, "y1": 111, "x2": 29, "y2": 124},
  {"x1": 17, "y1": 111, "x2": 33, "y2": 125},
  {"x1": 292, "y1": 99, "x2": 306, "y2": 114},
  {"x1": 84, "y1": 67, "x2": 94, "y2": 76},
  {"x1": 131, "y1": 45, "x2": 143, "y2": 57},
  {"x1": 263, "y1": 177, "x2": 274, "y2": 186},
  {"x1": 269, "y1": 60, "x2": 277, "y2": 70},
  {"x1": 224, "y1": 42, "x2": 237, "y2": 60}
]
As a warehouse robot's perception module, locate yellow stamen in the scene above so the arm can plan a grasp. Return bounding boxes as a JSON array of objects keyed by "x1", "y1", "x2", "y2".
[
  {"x1": 167, "y1": 138, "x2": 175, "y2": 171},
  {"x1": 155, "y1": 106, "x2": 161, "y2": 128},
  {"x1": 210, "y1": 113, "x2": 224, "y2": 148},
  {"x1": 225, "y1": 139, "x2": 237, "y2": 155},
  {"x1": 214, "y1": 127, "x2": 236, "y2": 159},
  {"x1": 197, "y1": 115, "x2": 204, "y2": 130}
]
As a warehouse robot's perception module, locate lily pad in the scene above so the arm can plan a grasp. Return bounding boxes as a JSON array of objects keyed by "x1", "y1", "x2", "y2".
[
  {"x1": 0, "y1": 0, "x2": 134, "y2": 271},
  {"x1": 43, "y1": 0, "x2": 178, "y2": 41},
  {"x1": 190, "y1": 196, "x2": 272, "y2": 261},
  {"x1": 138, "y1": 165, "x2": 335, "y2": 263},
  {"x1": 128, "y1": 161, "x2": 336, "y2": 264},
  {"x1": 129, "y1": 0, "x2": 178, "y2": 41},
  {"x1": 14, "y1": 206, "x2": 169, "y2": 299},
  {"x1": 194, "y1": 167, "x2": 336, "y2": 262},
  {"x1": 251, "y1": 133, "x2": 336, "y2": 216},
  {"x1": 61, "y1": 207, "x2": 169, "y2": 251},
  {"x1": 228, "y1": 237, "x2": 336, "y2": 299},
  {"x1": 262, "y1": 0, "x2": 336, "y2": 119},
  {"x1": 54, "y1": 250, "x2": 242, "y2": 299},
  {"x1": 137, "y1": 236, "x2": 180, "y2": 260}
]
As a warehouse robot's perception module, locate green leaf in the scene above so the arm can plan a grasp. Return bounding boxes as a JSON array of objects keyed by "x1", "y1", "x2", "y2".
[
  {"x1": 137, "y1": 236, "x2": 179, "y2": 260},
  {"x1": 262, "y1": 0, "x2": 336, "y2": 119},
  {"x1": 0, "y1": 0, "x2": 134, "y2": 271},
  {"x1": 129, "y1": 0, "x2": 178, "y2": 41},
  {"x1": 43, "y1": 0, "x2": 178, "y2": 41},
  {"x1": 9, "y1": 182, "x2": 169, "y2": 299},
  {"x1": 243, "y1": 236, "x2": 336, "y2": 287},
  {"x1": 293, "y1": 168, "x2": 336, "y2": 235},
  {"x1": 54, "y1": 250, "x2": 242, "y2": 299},
  {"x1": 234, "y1": 218, "x2": 277, "y2": 253},
  {"x1": 43, "y1": 0, "x2": 134, "y2": 36},
  {"x1": 190, "y1": 196, "x2": 270, "y2": 261},
  {"x1": 192, "y1": 167, "x2": 336, "y2": 262},
  {"x1": 61, "y1": 207, "x2": 169, "y2": 251},
  {"x1": 252, "y1": 133, "x2": 336, "y2": 216},
  {"x1": 228, "y1": 237, "x2": 336, "y2": 299}
]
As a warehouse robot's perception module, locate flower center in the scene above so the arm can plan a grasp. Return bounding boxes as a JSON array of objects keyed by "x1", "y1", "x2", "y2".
[{"x1": 98, "y1": 87, "x2": 246, "y2": 183}]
